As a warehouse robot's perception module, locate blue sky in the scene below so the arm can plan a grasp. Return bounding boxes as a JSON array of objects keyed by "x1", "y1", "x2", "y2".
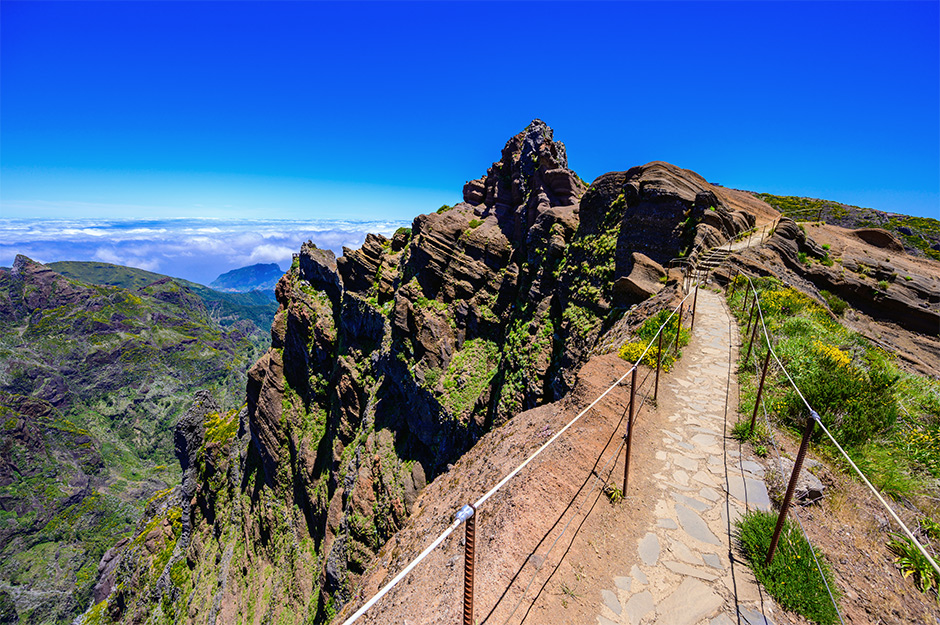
[{"x1": 0, "y1": 1, "x2": 937, "y2": 280}]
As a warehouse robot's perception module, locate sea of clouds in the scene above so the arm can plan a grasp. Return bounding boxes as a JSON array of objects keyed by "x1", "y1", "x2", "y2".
[{"x1": 0, "y1": 218, "x2": 410, "y2": 285}]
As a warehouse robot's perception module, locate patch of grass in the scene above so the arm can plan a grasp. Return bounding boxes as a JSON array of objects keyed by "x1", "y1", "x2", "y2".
[
  {"x1": 468, "y1": 219, "x2": 483, "y2": 229},
  {"x1": 818, "y1": 290, "x2": 847, "y2": 316},
  {"x1": 887, "y1": 534, "x2": 939, "y2": 596},
  {"x1": 737, "y1": 510, "x2": 841, "y2": 625},
  {"x1": 440, "y1": 339, "x2": 499, "y2": 419},
  {"x1": 603, "y1": 483, "x2": 623, "y2": 504}
]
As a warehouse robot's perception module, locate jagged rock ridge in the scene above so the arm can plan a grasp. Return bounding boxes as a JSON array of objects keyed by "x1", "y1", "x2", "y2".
[{"x1": 78, "y1": 120, "x2": 762, "y2": 624}]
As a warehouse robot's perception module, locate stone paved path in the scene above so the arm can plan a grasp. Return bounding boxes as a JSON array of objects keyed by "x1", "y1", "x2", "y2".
[{"x1": 595, "y1": 288, "x2": 780, "y2": 625}]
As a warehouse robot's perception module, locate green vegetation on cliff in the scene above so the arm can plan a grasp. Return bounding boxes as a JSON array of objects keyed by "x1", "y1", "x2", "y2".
[{"x1": 0, "y1": 256, "x2": 271, "y2": 623}]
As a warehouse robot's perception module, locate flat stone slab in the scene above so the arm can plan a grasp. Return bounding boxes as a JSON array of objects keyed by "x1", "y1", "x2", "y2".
[
  {"x1": 738, "y1": 460, "x2": 766, "y2": 476},
  {"x1": 663, "y1": 559, "x2": 719, "y2": 581},
  {"x1": 657, "y1": 518, "x2": 678, "y2": 529},
  {"x1": 672, "y1": 491, "x2": 711, "y2": 512},
  {"x1": 676, "y1": 503, "x2": 722, "y2": 545},
  {"x1": 699, "y1": 486, "x2": 720, "y2": 501},
  {"x1": 597, "y1": 615, "x2": 618, "y2": 625},
  {"x1": 601, "y1": 589, "x2": 621, "y2": 615},
  {"x1": 639, "y1": 532, "x2": 660, "y2": 566},
  {"x1": 656, "y1": 577, "x2": 724, "y2": 625},
  {"x1": 624, "y1": 590, "x2": 654, "y2": 625},
  {"x1": 614, "y1": 575, "x2": 631, "y2": 591},
  {"x1": 631, "y1": 564, "x2": 647, "y2": 585},
  {"x1": 668, "y1": 539, "x2": 702, "y2": 565},
  {"x1": 727, "y1": 474, "x2": 772, "y2": 512},
  {"x1": 674, "y1": 455, "x2": 698, "y2": 471},
  {"x1": 739, "y1": 606, "x2": 776, "y2": 625},
  {"x1": 703, "y1": 552, "x2": 724, "y2": 569}
]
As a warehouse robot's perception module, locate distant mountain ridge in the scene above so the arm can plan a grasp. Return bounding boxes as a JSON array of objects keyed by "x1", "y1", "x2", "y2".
[
  {"x1": 209, "y1": 262, "x2": 283, "y2": 296},
  {"x1": 48, "y1": 260, "x2": 279, "y2": 331}
]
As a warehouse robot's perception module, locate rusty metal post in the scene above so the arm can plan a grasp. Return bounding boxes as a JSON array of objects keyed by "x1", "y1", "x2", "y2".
[
  {"x1": 728, "y1": 271, "x2": 738, "y2": 299},
  {"x1": 654, "y1": 329, "x2": 663, "y2": 401},
  {"x1": 675, "y1": 304, "x2": 683, "y2": 354},
  {"x1": 744, "y1": 298, "x2": 758, "y2": 339},
  {"x1": 766, "y1": 415, "x2": 816, "y2": 564},
  {"x1": 749, "y1": 346, "x2": 772, "y2": 433},
  {"x1": 743, "y1": 314, "x2": 760, "y2": 365},
  {"x1": 462, "y1": 504, "x2": 476, "y2": 625},
  {"x1": 623, "y1": 366, "x2": 637, "y2": 494},
  {"x1": 690, "y1": 280, "x2": 700, "y2": 331},
  {"x1": 742, "y1": 282, "x2": 750, "y2": 313}
]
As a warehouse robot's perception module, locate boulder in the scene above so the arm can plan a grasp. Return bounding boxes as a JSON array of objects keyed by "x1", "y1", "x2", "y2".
[
  {"x1": 853, "y1": 228, "x2": 904, "y2": 252},
  {"x1": 613, "y1": 253, "x2": 666, "y2": 303},
  {"x1": 771, "y1": 457, "x2": 825, "y2": 504},
  {"x1": 463, "y1": 178, "x2": 486, "y2": 205}
]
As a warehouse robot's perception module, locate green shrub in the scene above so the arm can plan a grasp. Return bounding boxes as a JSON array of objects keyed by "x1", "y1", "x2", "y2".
[
  {"x1": 818, "y1": 290, "x2": 847, "y2": 316},
  {"x1": 436, "y1": 204, "x2": 453, "y2": 214},
  {"x1": 468, "y1": 219, "x2": 483, "y2": 229},
  {"x1": 618, "y1": 308, "x2": 690, "y2": 371},
  {"x1": 877, "y1": 280, "x2": 889, "y2": 291},
  {"x1": 737, "y1": 510, "x2": 840, "y2": 625},
  {"x1": 782, "y1": 345, "x2": 898, "y2": 447}
]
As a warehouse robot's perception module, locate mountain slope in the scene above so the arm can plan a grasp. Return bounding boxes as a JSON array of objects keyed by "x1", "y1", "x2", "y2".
[
  {"x1": 0, "y1": 257, "x2": 269, "y2": 623},
  {"x1": 48, "y1": 261, "x2": 278, "y2": 335}
]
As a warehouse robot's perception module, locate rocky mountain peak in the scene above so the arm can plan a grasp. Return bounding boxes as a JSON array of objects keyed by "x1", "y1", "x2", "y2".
[{"x1": 462, "y1": 120, "x2": 585, "y2": 228}]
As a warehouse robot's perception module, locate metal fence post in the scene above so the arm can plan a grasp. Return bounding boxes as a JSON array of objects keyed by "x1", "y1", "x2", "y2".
[
  {"x1": 462, "y1": 505, "x2": 476, "y2": 625},
  {"x1": 766, "y1": 415, "x2": 816, "y2": 564},
  {"x1": 749, "y1": 346, "x2": 772, "y2": 434},
  {"x1": 654, "y1": 330, "x2": 663, "y2": 402},
  {"x1": 742, "y1": 282, "x2": 751, "y2": 313},
  {"x1": 743, "y1": 314, "x2": 761, "y2": 365},
  {"x1": 744, "y1": 298, "x2": 758, "y2": 339},
  {"x1": 691, "y1": 280, "x2": 700, "y2": 331},
  {"x1": 728, "y1": 271, "x2": 739, "y2": 299},
  {"x1": 623, "y1": 367, "x2": 637, "y2": 494},
  {"x1": 675, "y1": 304, "x2": 683, "y2": 354}
]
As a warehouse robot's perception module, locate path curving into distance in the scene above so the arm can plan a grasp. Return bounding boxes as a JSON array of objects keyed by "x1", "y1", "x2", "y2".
[{"x1": 595, "y1": 288, "x2": 783, "y2": 625}]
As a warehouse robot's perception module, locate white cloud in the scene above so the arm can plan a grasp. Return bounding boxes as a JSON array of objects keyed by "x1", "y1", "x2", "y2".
[
  {"x1": 93, "y1": 247, "x2": 124, "y2": 265},
  {"x1": 246, "y1": 244, "x2": 295, "y2": 264},
  {"x1": 1, "y1": 217, "x2": 409, "y2": 284}
]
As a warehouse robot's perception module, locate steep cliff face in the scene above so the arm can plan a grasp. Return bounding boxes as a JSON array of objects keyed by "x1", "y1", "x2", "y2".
[{"x1": 80, "y1": 121, "x2": 757, "y2": 624}]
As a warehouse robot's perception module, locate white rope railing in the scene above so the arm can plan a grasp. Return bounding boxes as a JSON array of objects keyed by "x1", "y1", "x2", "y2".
[{"x1": 340, "y1": 288, "x2": 695, "y2": 624}]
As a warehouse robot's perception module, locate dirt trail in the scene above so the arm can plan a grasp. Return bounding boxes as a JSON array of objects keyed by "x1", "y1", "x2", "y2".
[{"x1": 581, "y1": 288, "x2": 788, "y2": 625}]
